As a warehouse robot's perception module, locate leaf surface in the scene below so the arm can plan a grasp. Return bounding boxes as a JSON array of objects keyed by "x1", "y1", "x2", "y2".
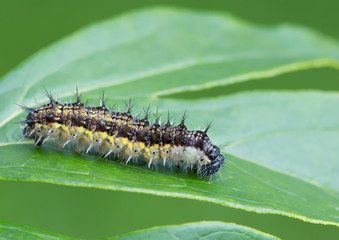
[
  {"x1": 0, "y1": 7, "x2": 338, "y2": 225},
  {"x1": 110, "y1": 221, "x2": 279, "y2": 240},
  {"x1": 0, "y1": 221, "x2": 279, "y2": 240},
  {"x1": 0, "y1": 222, "x2": 71, "y2": 240}
]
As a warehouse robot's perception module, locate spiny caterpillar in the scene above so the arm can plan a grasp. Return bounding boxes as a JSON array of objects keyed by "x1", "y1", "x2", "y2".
[{"x1": 21, "y1": 89, "x2": 225, "y2": 177}]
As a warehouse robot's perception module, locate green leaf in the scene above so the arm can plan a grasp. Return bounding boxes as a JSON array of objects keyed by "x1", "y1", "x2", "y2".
[
  {"x1": 0, "y1": 221, "x2": 279, "y2": 240},
  {"x1": 0, "y1": 221, "x2": 71, "y2": 240},
  {"x1": 0, "y1": 7, "x2": 338, "y2": 226},
  {"x1": 110, "y1": 221, "x2": 279, "y2": 240}
]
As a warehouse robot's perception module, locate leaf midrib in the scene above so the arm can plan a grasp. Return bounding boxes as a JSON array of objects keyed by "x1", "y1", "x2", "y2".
[{"x1": 0, "y1": 161, "x2": 337, "y2": 227}]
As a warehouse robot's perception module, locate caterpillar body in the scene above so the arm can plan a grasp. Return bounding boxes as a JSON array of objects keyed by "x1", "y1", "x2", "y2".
[{"x1": 21, "y1": 89, "x2": 225, "y2": 177}]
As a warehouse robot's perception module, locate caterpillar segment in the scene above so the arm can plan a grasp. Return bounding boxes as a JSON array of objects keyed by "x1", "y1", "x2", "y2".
[{"x1": 21, "y1": 90, "x2": 225, "y2": 177}]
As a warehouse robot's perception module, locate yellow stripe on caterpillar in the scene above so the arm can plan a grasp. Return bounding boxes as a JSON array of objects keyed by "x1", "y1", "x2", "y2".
[{"x1": 123, "y1": 141, "x2": 146, "y2": 162}]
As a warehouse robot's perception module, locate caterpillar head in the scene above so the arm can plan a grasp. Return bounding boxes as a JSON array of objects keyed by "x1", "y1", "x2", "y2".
[{"x1": 199, "y1": 145, "x2": 225, "y2": 177}]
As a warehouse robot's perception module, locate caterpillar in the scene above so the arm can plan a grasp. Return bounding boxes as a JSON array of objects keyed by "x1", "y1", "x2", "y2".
[{"x1": 20, "y1": 89, "x2": 225, "y2": 177}]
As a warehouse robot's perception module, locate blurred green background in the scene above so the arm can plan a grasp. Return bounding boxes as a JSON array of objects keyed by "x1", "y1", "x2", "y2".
[{"x1": 0, "y1": 1, "x2": 339, "y2": 239}]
